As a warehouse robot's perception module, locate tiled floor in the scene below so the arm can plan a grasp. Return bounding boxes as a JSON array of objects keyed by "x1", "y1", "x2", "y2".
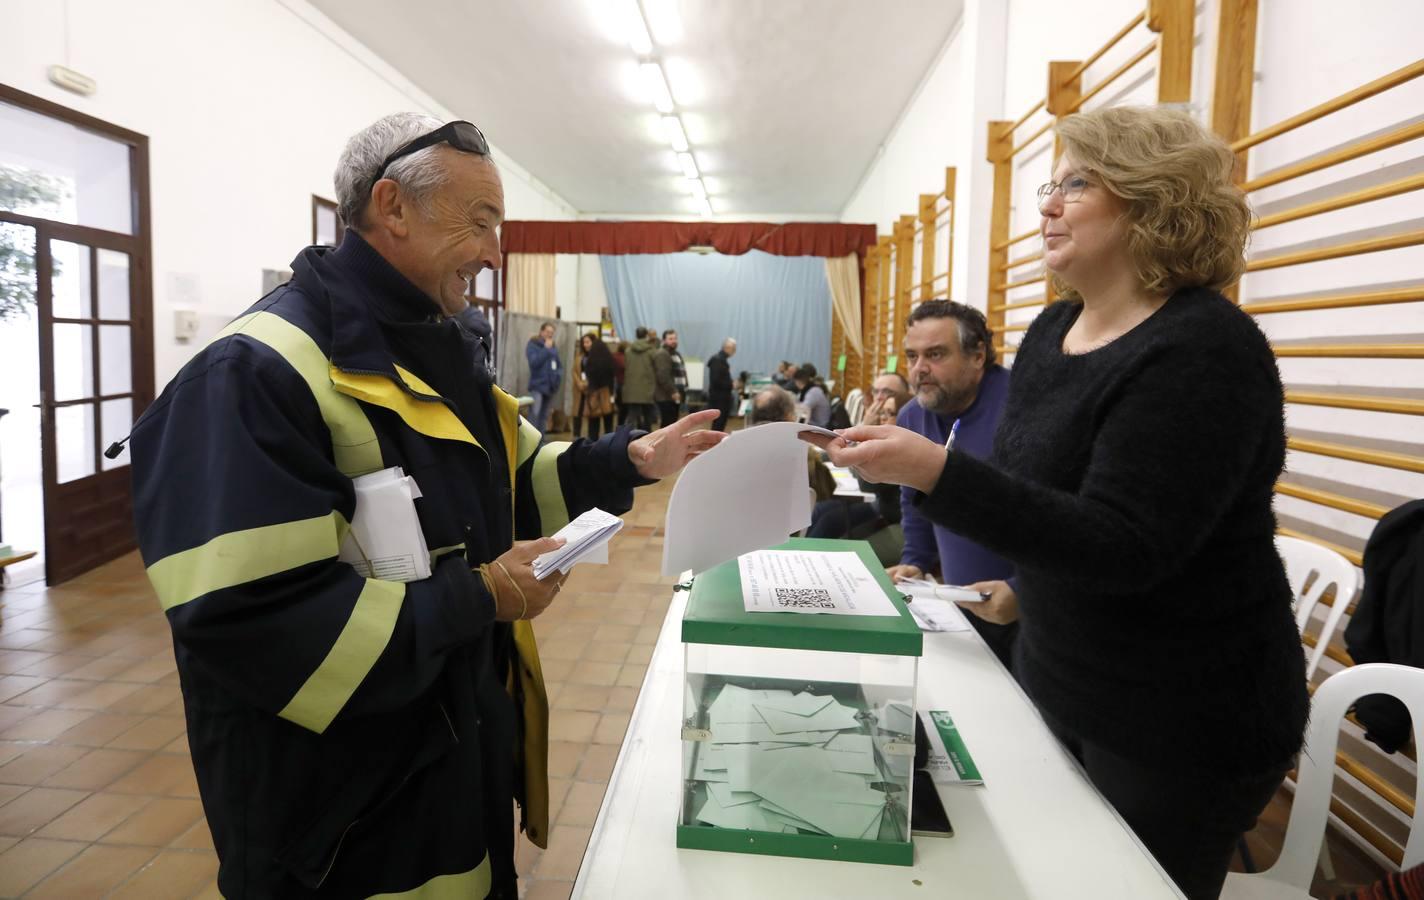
[{"x1": 0, "y1": 429, "x2": 1392, "y2": 899}]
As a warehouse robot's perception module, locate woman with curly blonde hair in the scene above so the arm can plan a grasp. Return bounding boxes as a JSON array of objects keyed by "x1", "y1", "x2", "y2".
[{"x1": 808, "y1": 106, "x2": 1306, "y2": 899}]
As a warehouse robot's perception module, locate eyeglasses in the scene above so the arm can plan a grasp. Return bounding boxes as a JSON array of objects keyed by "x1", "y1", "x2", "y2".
[
  {"x1": 1036, "y1": 175, "x2": 1090, "y2": 208},
  {"x1": 373, "y1": 120, "x2": 490, "y2": 183}
]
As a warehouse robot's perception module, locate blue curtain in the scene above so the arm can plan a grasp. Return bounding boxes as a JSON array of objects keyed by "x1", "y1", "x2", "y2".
[{"x1": 599, "y1": 250, "x2": 831, "y2": 378}]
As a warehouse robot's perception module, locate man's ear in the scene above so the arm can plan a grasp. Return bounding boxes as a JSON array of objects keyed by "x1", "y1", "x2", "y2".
[{"x1": 368, "y1": 179, "x2": 412, "y2": 238}]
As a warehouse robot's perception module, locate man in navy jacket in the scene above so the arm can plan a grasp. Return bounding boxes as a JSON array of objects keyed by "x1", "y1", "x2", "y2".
[{"x1": 525, "y1": 322, "x2": 562, "y2": 434}]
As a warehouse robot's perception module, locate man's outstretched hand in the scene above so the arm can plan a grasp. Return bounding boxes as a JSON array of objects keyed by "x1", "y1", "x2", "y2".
[{"x1": 628, "y1": 408, "x2": 727, "y2": 480}]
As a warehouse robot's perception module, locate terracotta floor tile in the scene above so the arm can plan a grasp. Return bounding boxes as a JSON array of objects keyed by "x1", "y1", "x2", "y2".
[
  {"x1": 525, "y1": 878, "x2": 573, "y2": 900},
  {"x1": 7, "y1": 678, "x2": 88, "y2": 708},
  {"x1": 574, "y1": 744, "x2": 619, "y2": 783},
  {"x1": 36, "y1": 792, "x2": 152, "y2": 842},
  {"x1": 546, "y1": 742, "x2": 584, "y2": 780},
  {"x1": 533, "y1": 824, "x2": 592, "y2": 881},
  {"x1": 105, "y1": 682, "x2": 182, "y2": 716},
  {"x1": 42, "y1": 747, "x2": 149, "y2": 791},
  {"x1": 0, "y1": 836, "x2": 86, "y2": 896},
  {"x1": 106, "y1": 715, "x2": 186, "y2": 752},
  {"x1": 556, "y1": 780, "x2": 607, "y2": 827},
  {"x1": 0, "y1": 782, "x2": 28, "y2": 806},
  {"x1": 568, "y1": 661, "x2": 620, "y2": 687},
  {"x1": 615, "y1": 664, "x2": 648, "y2": 689},
  {"x1": 591, "y1": 625, "x2": 638, "y2": 646},
  {"x1": 547, "y1": 711, "x2": 598, "y2": 744},
  {"x1": 0, "y1": 674, "x2": 52, "y2": 704},
  {"x1": 0, "y1": 742, "x2": 89, "y2": 785},
  {"x1": 0, "y1": 629, "x2": 53, "y2": 651},
  {"x1": 540, "y1": 657, "x2": 576, "y2": 682},
  {"x1": 514, "y1": 835, "x2": 542, "y2": 877},
  {"x1": 102, "y1": 796, "x2": 205, "y2": 847},
  {"x1": 54, "y1": 712, "x2": 146, "y2": 747},
  {"x1": 0, "y1": 704, "x2": 35, "y2": 732},
  {"x1": 191, "y1": 879, "x2": 224, "y2": 899},
  {"x1": 538, "y1": 639, "x2": 588, "y2": 662},
  {"x1": 552, "y1": 684, "x2": 611, "y2": 713},
  {"x1": 0, "y1": 650, "x2": 54, "y2": 675},
  {"x1": 105, "y1": 754, "x2": 196, "y2": 796},
  {"x1": 605, "y1": 686, "x2": 639, "y2": 713},
  {"x1": 112, "y1": 656, "x2": 177, "y2": 683},
  {"x1": 624, "y1": 644, "x2": 655, "y2": 666},
  {"x1": 0, "y1": 788, "x2": 89, "y2": 838},
  {"x1": 26, "y1": 842, "x2": 158, "y2": 898},
  {"x1": 108, "y1": 847, "x2": 219, "y2": 900},
  {"x1": 62, "y1": 654, "x2": 141, "y2": 682},
  {"x1": 592, "y1": 713, "x2": 632, "y2": 746},
  {"x1": 0, "y1": 707, "x2": 94, "y2": 742},
  {"x1": 168, "y1": 818, "x2": 215, "y2": 850},
  {"x1": 582, "y1": 642, "x2": 632, "y2": 667},
  {"x1": 634, "y1": 625, "x2": 661, "y2": 645}
]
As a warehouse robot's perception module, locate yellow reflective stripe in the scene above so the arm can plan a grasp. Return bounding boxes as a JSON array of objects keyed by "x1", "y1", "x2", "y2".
[
  {"x1": 512, "y1": 619, "x2": 550, "y2": 847},
  {"x1": 515, "y1": 418, "x2": 542, "y2": 468},
  {"x1": 428, "y1": 543, "x2": 466, "y2": 566},
  {"x1": 222, "y1": 311, "x2": 383, "y2": 478},
  {"x1": 147, "y1": 511, "x2": 347, "y2": 611},
  {"x1": 531, "y1": 442, "x2": 571, "y2": 535},
  {"x1": 331, "y1": 366, "x2": 479, "y2": 448},
  {"x1": 279, "y1": 578, "x2": 405, "y2": 734},
  {"x1": 366, "y1": 854, "x2": 491, "y2": 899}
]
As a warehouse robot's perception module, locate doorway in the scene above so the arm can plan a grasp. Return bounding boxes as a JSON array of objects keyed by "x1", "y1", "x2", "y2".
[{"x1": 0, "y1": 85, "x2": 153, "y2": 587}]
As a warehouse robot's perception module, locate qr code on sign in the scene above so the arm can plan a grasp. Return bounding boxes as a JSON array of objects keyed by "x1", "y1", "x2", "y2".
[{"x1": 773, "y1": 587, "x2": 836, "y2": 609}]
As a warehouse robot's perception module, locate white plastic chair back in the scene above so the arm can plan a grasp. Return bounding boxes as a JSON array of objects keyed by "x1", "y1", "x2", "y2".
[
  {"x1": 1275, "y1": 536, "x2": 1360, "y2": 679},
  {"x1": 1222, "y1": 664, "x2": 1424, "y2": 898},
  {"x1": 845, "y1": 388, "x2": 864, "y2": 424}
]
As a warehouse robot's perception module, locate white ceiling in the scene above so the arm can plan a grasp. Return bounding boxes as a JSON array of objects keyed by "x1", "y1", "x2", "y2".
[{"x1": 309, "y1": 0, "x2": 964, "y2": 218}]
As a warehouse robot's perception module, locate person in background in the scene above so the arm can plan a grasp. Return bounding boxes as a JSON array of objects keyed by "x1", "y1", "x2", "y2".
[
  {"x1": 707, "y1": 337, "x2": 737, "y2": 432},
  {"x1": 885, "y1": 301, "x2": 1017, "y2": 668},
  {"x1": 749, "y1": 386, "x2": 836, "y2": 503},
  {"x1": 655, "y1": 328, "x2": 688, "y2": 428},
  {"x1": 525, "y1": 321, "x2": 561, "y2": 435},
  {"x1": 570, "y1": 334, "x2": 589, "y2": 439},
  {"x1": 771, "y1": 360, "x2": 795, "y2": 389},
  {"x1": 578, "y1": 332, "x2": 617, "y2": 440},
  {"x1": 621, "y1": 326, "x2": 658, "y2": 431},
  {"x1": 807, "y1": 370, "x2": 913, "y2": 540},
  {"x1": 808, "y1": 106, "x2": 1308, "y2": 900},
  {"x1": 613, "y1": 340, "x2": 628, "y2": 425},
  {"x1": 792, "y1": 363, "x2": 831, "y2": 429}
]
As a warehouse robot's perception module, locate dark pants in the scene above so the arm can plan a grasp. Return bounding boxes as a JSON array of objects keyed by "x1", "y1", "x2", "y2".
[
  {"x1": 625, "y1": 403, "x2": 656, "y2": 432},
  {"x1": 709, "y1": 391, "x2": 733, "y2": 432},
  {"x1": 1043, "y1": 713, "x2": 1288, "y2": 900},
  {"x1": 586, "y1": 413, "x2": 614, "y2": 441},
  {"x1": 657, "y1": 400, "x2": 680, "y2": 429}
]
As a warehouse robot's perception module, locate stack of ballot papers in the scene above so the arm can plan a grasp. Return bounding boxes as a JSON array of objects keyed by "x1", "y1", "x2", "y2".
[
  {"x1": 339, "y1": 467, "x2": 431, "y2": 583},
  {"x1": 532, "y1": 508, "x2": 624, "y2": 580},
  {"x1": 688, "y1": 684, "x2": 899, "y2": 839}
]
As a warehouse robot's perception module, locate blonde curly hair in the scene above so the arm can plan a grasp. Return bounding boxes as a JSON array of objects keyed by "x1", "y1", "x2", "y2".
[{"x1": 1051, "y1": 105, "x2": 1251, "y2": 299}]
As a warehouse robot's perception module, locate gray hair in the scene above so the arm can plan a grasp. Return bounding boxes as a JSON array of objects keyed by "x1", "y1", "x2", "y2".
[
  {"x1": 334, "y1": 112, "x2": 449, "y2": 231},
  {"x1": 749, "y1": 387, "x2": 796, "y2": 425}
]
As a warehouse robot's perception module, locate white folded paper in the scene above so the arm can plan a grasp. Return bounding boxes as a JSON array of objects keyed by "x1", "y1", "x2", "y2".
[
  {"x1": 532, "y1": 507, "x2": 624, "y2": 580},
  {"x1": 338, "y1": 466, "x2": 432, "y2": 583},
  {"x1": 897, "y1": 578, "x2": 988, "y2": 604}
]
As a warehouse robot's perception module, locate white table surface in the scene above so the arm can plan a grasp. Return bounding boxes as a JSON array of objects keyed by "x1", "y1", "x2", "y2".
[{"x1": 572, "y1": 584, "x2": 1186, "y2": 899}]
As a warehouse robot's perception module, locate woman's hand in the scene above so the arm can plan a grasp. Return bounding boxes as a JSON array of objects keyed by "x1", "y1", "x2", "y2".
[
  {"x1": 800, "y1": 424, "x2": 948, "y2": 493},
  {"x1": 958, "y1": 580, "x2": 1018, "y2": 625},
  {"x1": 885, "y1": 564, "x2": 923, "y2": 583}
]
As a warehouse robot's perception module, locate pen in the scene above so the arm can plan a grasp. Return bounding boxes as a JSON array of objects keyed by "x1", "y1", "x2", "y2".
[{"x1": 944, "y1": 418, "x2": 960, "y2": 452}]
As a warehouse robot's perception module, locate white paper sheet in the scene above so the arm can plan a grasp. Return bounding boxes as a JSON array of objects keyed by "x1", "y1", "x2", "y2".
[
  {"x1": 898, "y1": 578, "x2": 988, "y2": 604},
  {"x1": 904, "y1": 596, "x2": 975, "y2": 633},
  {"x1": 660, "y1": 422, "x2": 842, "y2": 576},
  {"x1": 533, "y1": 508, "x2": 623, "y2": 579},
  {"x1": 738, "y1": 549, "x2": 899, "y2": 617},
  {"x1": 338, "y1": 467, "x2": 431, "y2": 583}
]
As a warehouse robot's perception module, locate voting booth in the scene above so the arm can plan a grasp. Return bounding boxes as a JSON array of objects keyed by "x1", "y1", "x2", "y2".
[{"x1": 676, "y1": 537, "x2": 923, "y2": 866}]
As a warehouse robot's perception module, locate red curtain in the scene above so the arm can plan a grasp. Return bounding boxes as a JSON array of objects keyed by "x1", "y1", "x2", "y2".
[{"x1": 501, "y1": 221, "x2": 876, "y2": 259}]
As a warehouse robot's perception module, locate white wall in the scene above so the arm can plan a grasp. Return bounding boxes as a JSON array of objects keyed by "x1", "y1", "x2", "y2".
[{"x1": 0, "y1": 0, "x2": 578, "y2": 385}]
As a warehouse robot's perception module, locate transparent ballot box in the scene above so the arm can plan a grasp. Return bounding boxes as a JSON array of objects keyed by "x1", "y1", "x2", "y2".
[{"x1": 677, "y1": 539, "x2": 922, "y2": 866}]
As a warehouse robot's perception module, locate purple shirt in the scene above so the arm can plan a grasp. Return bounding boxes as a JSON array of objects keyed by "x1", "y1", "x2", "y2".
[{"x1": 898, "y1": 365, "x2": 1014, "y2": 585}]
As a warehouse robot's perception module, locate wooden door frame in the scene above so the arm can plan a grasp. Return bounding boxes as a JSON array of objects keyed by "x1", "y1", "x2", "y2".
[{"x1": 0, "y1": 83, "x2": 153, "y2": 584}]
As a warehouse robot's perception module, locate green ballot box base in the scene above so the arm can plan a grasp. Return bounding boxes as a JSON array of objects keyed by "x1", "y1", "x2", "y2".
[{"x1": 677, "y1": 823, "x2": 914, "y2": 866}]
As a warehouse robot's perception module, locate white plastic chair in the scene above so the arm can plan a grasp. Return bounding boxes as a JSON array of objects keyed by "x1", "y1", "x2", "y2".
[
  {"x1": 845, "y1": 388, "x2": 864, "y2": 424},
  {"x1": 1220, "y1": 663, "x2": 1424, "y2": 899},
  {"x1": 1275, "y1": 536, "x2": 1360, "y2": 679}
]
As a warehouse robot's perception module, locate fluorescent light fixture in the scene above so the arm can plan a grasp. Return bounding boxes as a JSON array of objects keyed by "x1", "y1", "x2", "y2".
[
  {"x1": 640, "y1": 62, "x2": 674, "y2": 113},
  {"x1": 661, "y1": 115, "x2": 688, "y2": 152},
  {"x1": 687, "y1": 178, "x2": 707, "y2": 200},
  {"x1": 622, "y1": 0, "x2": 653, "y2": 55},
  {"x1": 698, "y1": 195, "x2": 714, "y2": 217},
  {"x1": 676, "y1": 151, "x2": 698, "y2": 180}
]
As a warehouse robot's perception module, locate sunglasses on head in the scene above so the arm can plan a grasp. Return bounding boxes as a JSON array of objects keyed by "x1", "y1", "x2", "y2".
[{"x1": 373, "y1": 120, "x2": 489, "y2": 183}]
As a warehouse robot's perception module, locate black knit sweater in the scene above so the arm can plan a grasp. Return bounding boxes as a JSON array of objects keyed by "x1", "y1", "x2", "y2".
[{"x1": 919, "y1": 288, "x2": 1308, "y2": 775}]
